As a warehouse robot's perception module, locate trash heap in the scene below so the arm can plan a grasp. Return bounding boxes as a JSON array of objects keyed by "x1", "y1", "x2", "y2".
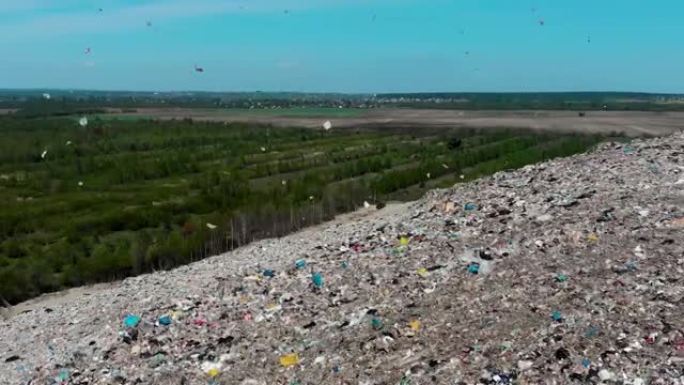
[{"x1": 1, "y1": 133, "x2": 683, "y2": 385}]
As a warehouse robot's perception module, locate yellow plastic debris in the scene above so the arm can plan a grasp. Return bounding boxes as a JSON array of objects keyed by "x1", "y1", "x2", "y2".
[
  {"x1": 399, "y1": 236, "x2": 409, "y2": 246},
  {"x1": 587, "y1": 233, "x2": 599, "y2": 242},
  {"x1": 417, "y1": 268, "x2": 429, "y2": 278},
  {"x1": 279, "y1": 353, "x2": 300, "y2": 367},
  {"x1": 207, "y1": 368, "x2": 220, "y2": 378},
  {"x1": 409, "y1": 320, "x2": 421, "y2": 331}
]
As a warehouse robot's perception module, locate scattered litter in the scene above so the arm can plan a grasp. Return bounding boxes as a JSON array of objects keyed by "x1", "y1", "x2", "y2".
[
  {"x1": 408, "y1": 320, "x2": 421, "y2": 331},
  {"x1": 42, "y1": 93, "x2": 50, "y2": 100},
  {"x1": 79, "y1": 116, "x2": 88, "y2": 127},
  {"x1": 311, "y1": 272, "x2": 323, "y2": 288},
  {"x1": 262, "y1": 269, "x2": 276, "y2": 278},
  {"x1": 464, "y1": 202, "x2": 477, "y2": 211},
  {"x1": 323, "y1": 121, "x2": 332, "y2": 130},
  {"x1": 279, "y1": 353, "x2": 299, "y2": 367},
  {"x1": 2, "y1": 134, "x2": 683, "y2": 384},
  {"x1": 467, "y1": 262, "x2": 480, "y2": 275},
  {"x1": 555, "y1": 274, "x2": 568, "y2": 282},
  {"x1": 123, "y1": 314, "x2": 141, "y2": 328},
  {"x1": 206, "y1": 223, "x2": 217, "y2": 230}
]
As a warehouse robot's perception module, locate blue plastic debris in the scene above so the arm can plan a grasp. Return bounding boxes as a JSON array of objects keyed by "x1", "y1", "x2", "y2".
[
  {"x1": 371, "y1": 317, "x2": 383, "y2": 330},
  {"x1": 123, "y1": 314, "x2": 141, "y2": 328},
  {"x1": 312, "y1": 272, "x2": 324, "y2": 288},
  {"x1": 158, "y1": 315, "x2": 172, "y2": 326},
  {"x1": 467, "y1": 262, "x2": 480, "y2": 275},
  {"x1": 340, "y1": 261, "x2": 349, "y2": 269},
  {"x1": 464, "y1": 202, "x2": 477, "y2": 211},
  {"x1": 295, "y1": 259, "x2": 306, "y2": 269},
  {"x1": 263, "y1": 269, "x2": 276, "y2": 278},
  {"x1": 551, "y1": 310, "x2": 563, "y2": 322},
  {"x1": 581, "y1": 358, "x2": 591, "y2": 368}
]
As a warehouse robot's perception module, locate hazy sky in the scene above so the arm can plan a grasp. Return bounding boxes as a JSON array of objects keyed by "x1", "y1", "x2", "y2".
[{"x1": 1, "y1": 0, "x2": 683, "y2": 93}]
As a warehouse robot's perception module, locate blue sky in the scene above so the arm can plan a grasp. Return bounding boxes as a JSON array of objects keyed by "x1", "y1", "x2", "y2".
[{"x1": 1, "y1": 0, "x2": 683, "y2": 93}]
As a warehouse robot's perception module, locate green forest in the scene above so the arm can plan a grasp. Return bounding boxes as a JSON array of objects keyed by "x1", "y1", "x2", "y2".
[{"x1": 0, "y1": 115, "x2": 614, "y2": 304}]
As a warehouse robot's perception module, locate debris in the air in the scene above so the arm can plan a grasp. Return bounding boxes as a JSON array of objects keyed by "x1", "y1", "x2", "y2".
[
  {"x1": 78, "y1": 181, "x2": 84, "y2": 187},
  {"x1": 363, "y1": 201, "x2": 371, "y2": 208},
  {"x1": 260, "y1": 147, "x2": 266, "y2": 152},
  {"x1": 323, "y1": 121, "x2": 332, "y2": 130},
  {"x1": 79, "y1": 116, "x2": 88, "y2": 127},
  {"x1": 194, "y1": 65, "x2": 204, "y2": 73},
  {"x1": 460, "y1": 174, "x2": 465, "y2": 179},
  {"x1": 42, "y1": 93, "x2": 51, "y2": 100},
  {"x1": 84, "y1": 47, "x2": 91, "y2": 54},
  {"x1": 538, "y1": 19, "x2": 545, "y2": 26},
  {"x1": 426, "y1": 173, "x2": 431, "y2": 179},
  {"x1": 146, "y1": 21, "x2": 152, "y2": 27},
  {"x1": 309, "y1": 196, "x2": 314, "y2": 201},
  {"x1": 442, "y1": 163, "x2": 449, "y2": 169},
  {"x1": 281, "y1": 180, "x2": 287, "y2": 186},
  {"x1": 206, "y1": 223, "x2": 217, "y2": 230},
  {"x1": 41, "y1": 149, "x2": 48, "y2": 159},
  {"x1": 65, "y1": 141, "x2": 72, "y2": 146}
]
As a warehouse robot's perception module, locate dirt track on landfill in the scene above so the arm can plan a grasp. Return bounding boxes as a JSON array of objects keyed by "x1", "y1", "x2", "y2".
[{"x1": 109, "y1": 108, "x2": 684, "y2": 137}]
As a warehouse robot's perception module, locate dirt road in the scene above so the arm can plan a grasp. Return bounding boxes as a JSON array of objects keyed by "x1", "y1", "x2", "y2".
[{"x1": 108, "y1": 108, "x2": 684, "y2": 136}]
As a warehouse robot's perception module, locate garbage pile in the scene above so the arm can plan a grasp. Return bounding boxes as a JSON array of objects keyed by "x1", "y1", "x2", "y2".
[{"x1": 1, "y1": 133, "x2": 683, "y2": 385}]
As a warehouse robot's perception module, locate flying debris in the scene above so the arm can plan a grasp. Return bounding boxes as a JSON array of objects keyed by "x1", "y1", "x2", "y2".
[
  {"x1": 538, "y1": 19, "x2": 545, "y2": 26},
  {"x1": 260, "y1": 147, "x2": 266, "y2": 152},
  {"x1": 146, "y1": 21, "x2": 152, "y2": 27},
  {"x1": 79, "y1": 117, "x2": 88, "y2": 127},
  {"x1": 41, "y1": 149, "x2": 48, "y2": 159},
  {"x1": 78, "y1": 181, "x2": 84, "y2": 187},
  {"x1": 363, "y1": 201, "x2": 371, "y2": 209},
  {"x1": 281, "y1": 180, "x2": 287, "y2": 186},
  {"x1": 98, "y1": 8, "x2": 103, "y2": 12},
  {"x1": 206, "y1": 223, "x2": 218, "y2": 230},
  {"x1": 460, "y1": 174, "x2": 465, "y2": 180},
  {"x1": 323, "y1": 120, "x2": 332, "y2": 131},
  {"x1": 42, "y1": 93, "x2": 51, "y2": 100},
  {"x1": 194, "y1": 65, "x2": 204, "y2": 73},
  {"x1": 587, "y1": 35, "x2": 591, "y2": 43},
  {"x1": 85, "y1": 47, "x2": 91, "y2": 54},
  {"x1": 442, "y1": 163, "x2": 449, "y2": 169},
  {"x1": 66, "y1": 140, "x2": 72, "y2": 146},
  {"x1": 426, "y1": 173, "x2": 431, "y2": 179}
]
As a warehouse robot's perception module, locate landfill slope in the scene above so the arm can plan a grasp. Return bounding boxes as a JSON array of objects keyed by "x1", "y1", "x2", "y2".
[{"x1": 1, "y1": 133, "x2": 683, "y2": 385}]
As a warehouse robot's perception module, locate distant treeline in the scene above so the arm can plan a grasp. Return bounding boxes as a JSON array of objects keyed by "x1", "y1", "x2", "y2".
[
  {"x1": 0, "y1": 115, "x2": 614, "y2": 304},
  {"x1": 2, "y1": 90, "x2": 684, "y2": 112}
]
